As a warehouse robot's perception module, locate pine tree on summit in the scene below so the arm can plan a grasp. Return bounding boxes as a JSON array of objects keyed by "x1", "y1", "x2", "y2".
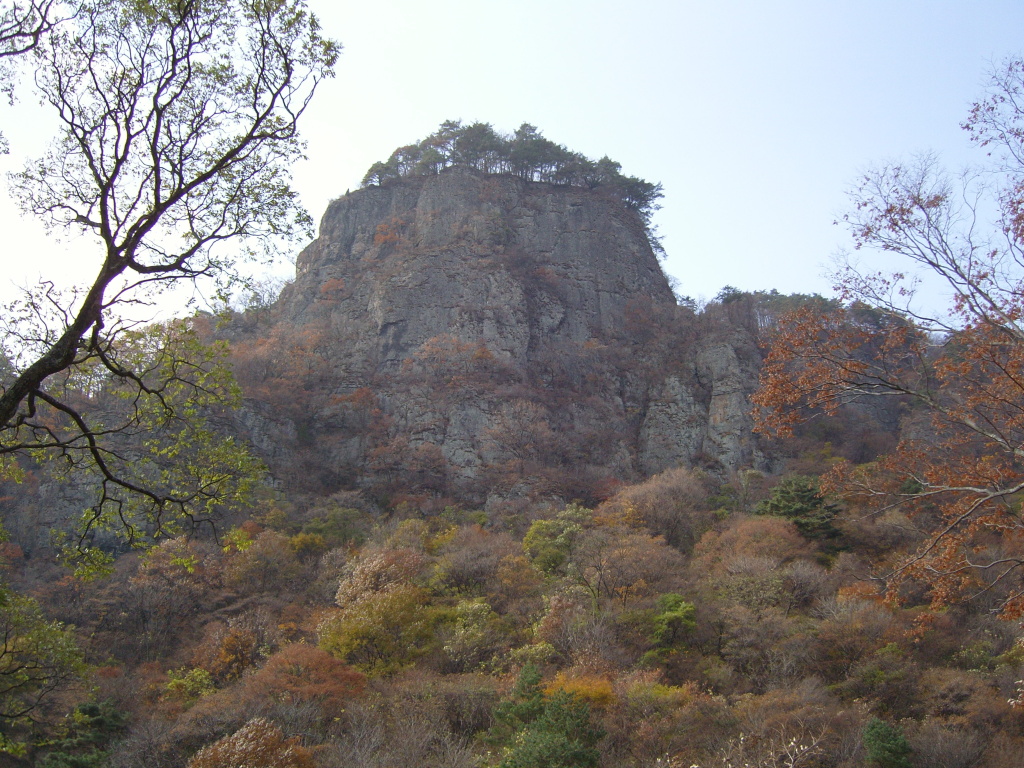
[{"x1": 360, "y1": 120, "x2": 663, "y2": 227}]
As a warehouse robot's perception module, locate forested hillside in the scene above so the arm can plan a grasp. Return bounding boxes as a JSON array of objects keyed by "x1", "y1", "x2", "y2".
[
  {"x1": 1, "y1": 4, "x2": 1024, "y2": 763},
  {"x1": 3, "y1": 191, "x2": 1022, "y2": 765},
  {"x1": 4, "y1": 383, "x2": 1021, "y2": 767}
]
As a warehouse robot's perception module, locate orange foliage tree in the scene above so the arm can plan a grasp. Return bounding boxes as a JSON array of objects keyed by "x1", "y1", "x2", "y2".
[
  {"x1": 754, "y1": 59, "x2": 1024, "y2": 617},
  {"x1": 245, "y1": 643, "x2": 365, "y2": 711},
  {"x1": 231, "y1": 321, "x2": 334, "y2": 420}
]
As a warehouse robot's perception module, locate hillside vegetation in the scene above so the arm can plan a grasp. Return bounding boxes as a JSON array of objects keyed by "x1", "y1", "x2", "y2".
[
  {"x1": 3, "y1": 107, "x2": 1024, "y2": 766},
  {"x1": 3, "y1": 286, "x2": 1022, "y2": 766}
]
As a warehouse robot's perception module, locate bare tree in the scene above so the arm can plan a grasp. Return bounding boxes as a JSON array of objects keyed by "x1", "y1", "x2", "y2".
[{"x1": 0, "y1": 0, "x2": 55, "y2": 59}]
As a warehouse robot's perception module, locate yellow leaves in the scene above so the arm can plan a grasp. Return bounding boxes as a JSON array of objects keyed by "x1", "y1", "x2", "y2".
[
  {"x1": 543, "y1": 672, "x2": 615, "y2": 709},
  {"x1": 318, "y1": 582, "x2": 437, "y2": 676}
]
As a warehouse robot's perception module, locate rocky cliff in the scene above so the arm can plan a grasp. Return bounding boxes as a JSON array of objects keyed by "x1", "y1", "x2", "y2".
[{"x1": 230, "y1": 168, "x2": 770, "y2": 502}]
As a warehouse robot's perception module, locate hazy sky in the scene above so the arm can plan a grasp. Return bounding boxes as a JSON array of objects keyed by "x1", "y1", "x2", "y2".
[{"x1": 3, "y1": 0, "x2": 1024, "y2": 307}]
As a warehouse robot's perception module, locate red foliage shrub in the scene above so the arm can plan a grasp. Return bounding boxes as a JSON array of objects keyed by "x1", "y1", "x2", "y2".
[{"x1": 246, "y1": 642, "x2": 366, "y2": 711}]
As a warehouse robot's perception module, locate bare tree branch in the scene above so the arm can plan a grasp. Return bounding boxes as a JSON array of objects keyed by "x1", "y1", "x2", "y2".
[{"x1": 0, "y1": 0, "x2": 338, "y2": 562}]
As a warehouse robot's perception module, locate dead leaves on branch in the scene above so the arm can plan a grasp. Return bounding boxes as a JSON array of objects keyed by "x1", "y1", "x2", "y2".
[{"x1": 754, "y1": 296, "x2": 1024, "y2": 616}]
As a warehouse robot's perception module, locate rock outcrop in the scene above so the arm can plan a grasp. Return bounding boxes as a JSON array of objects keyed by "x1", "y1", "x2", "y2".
[{"x1": 230, "y1": 168, "x2": 770, "y2": 501}]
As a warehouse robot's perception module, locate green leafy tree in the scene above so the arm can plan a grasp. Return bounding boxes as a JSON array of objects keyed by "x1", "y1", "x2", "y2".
[
  {"x1": 38, "y1": 322, "x2": 266, "y2": 572},
  {"x1": 36, "y1": 700, "x2": 126, "y2": 768},
  {"x1": 508, "y1": 123, "x2": 569, "y2": 181},
  {"x1": 319, "y1": 583, "x2": 438, "y2": 675},
  {"x1": 162, "y1": 668, "x2": 215, "y2": 705},
  {"x1": 650, "y1": 593, "x2": 696, "y2": 648},
  {"x1": 492, "y1": 664, "x2": 546, "y2": 739},
  {"x1": 714, "y1": 285, "x2": 746, "y2": 304},
  {"x1": 0, "y1": 0, "x2": 338, "y2": 553},
  {"x1": 0, "y1": 582, "x2": 85, "y2": 747},
  {"x1": 441, "y1": 598, "x2": 504, "y2": 672},
  {"x1": 450, "y1": 121, "x2": 506, "y2": 172},
  {"x1": 359, "y1": 120, "x2": 664, "y2": 226},
  {"x1": 522, "y1": 504, "x2": 590, "y2": 575},
  {"x1": 360, "y1": 158, "x2": 399, "y2": 187}
]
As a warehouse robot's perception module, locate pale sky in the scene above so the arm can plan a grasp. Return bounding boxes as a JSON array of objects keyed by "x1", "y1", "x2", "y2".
[{"x1": 3, "y1": 0, "x2": 1024, "y2": 308}]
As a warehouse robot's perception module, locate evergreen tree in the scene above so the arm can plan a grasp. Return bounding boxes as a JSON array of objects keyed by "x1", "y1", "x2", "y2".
[
  {"x1": 862, "y1": 718, "x2": 912, "y2": 768},
  {"x1": 757, "y1": 475, "x2": 841, "y2": 541},
  {"x1": 491, "y1": 665, "x2": 604, "y2": 768}
]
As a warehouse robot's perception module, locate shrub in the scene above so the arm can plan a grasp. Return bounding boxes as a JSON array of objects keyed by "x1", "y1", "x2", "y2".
[
  {"x1": 543, "y1": 672, "x2": 615, "y2": 710},
  {"x1": 288, "y1": 532, "x2": 328, "y2": 562},
  {"x1": 163, "y1": 668, "x2": 215, "y2": 705},
  {"x1": 224, "y1": 530, "x2": 302, "y2": 592},
  {"x1": 186, "y1": 718, "x2": 314, "y2": 768},
  {"x1": 247, "y1": 643, "x2": 366, "y2": 710}
]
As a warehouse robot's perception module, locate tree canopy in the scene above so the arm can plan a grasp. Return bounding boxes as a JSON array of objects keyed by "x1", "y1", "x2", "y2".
[{"x1": 361, "y1": 120, "x2": 664, "y2": 227}]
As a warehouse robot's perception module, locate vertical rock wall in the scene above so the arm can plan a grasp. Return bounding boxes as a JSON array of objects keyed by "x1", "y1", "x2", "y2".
[{"x1": 231, "y1": 168, "x2": 770, "y2": 499}]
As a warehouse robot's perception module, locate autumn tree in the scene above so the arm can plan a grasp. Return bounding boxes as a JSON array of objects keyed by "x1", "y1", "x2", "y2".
[
  {"x1": 596, "y1": 466, "x2": 719, "y2": 552},
  {"x1": 224, "y1": 530, "x2": 302, "y2": 594},
  {"x1": 0, "y1": 0, "x2": 338, "y2": 557},
  {"x1": 244, "y1": 643, "x2": 365, "y2": 711},
  {"x1": 571, "y1": 526, "x2": 684, "y2": 606},
  {"x1": 754, "y1": 57, "x2": 1024, "y2": 617},
  {"x1": 186, "y1": 717, "x2": 315, "y2": 768}
]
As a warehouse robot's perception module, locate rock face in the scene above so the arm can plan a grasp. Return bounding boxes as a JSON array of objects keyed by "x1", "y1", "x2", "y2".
[
  {"x1": 281, "y1": 169, "x2": 673, "y2": 365},
  {"x1": 232, "y1": 168, "x2": 770, "y2": 500}
]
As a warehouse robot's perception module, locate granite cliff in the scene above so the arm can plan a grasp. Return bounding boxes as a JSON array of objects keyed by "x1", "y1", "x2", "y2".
[{"x1": 229, "y1": 168, "x2": 771, "y2": 502}]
